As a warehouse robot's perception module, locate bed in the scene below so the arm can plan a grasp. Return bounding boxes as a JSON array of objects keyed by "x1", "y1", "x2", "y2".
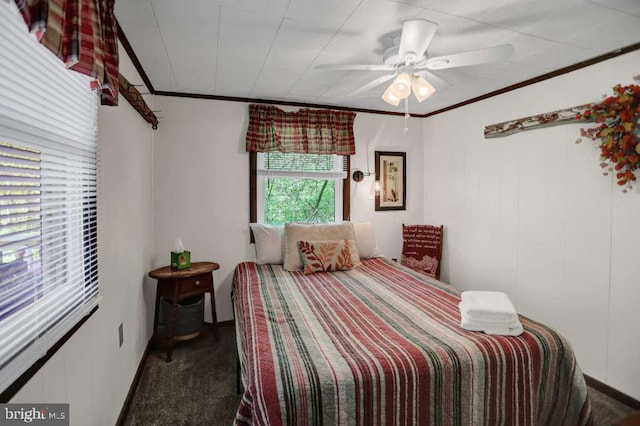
[{"x1": 232, "y1": 256, "x2": 591, "y2": 425}]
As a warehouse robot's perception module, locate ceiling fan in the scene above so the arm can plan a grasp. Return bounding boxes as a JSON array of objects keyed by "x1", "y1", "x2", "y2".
[{"x1": 316, "y1": 20, "x2": 514, "y2": 106}]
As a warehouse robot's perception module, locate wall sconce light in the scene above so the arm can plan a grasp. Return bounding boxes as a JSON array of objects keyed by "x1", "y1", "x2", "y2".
[
  {"x1": 371, "y1": 180, "x2": 381, "y2": 195},
  {"x1": 352, "y1": 169, "x2": 373, "y2": 182}
]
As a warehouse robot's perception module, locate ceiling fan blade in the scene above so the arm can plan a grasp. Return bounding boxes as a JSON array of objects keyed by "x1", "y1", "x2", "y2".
[
  {"x1": 315, "y1": 64, "x2": 394, "y2": 71},
  {"x1": 398, "y1": 20, "x2": 438, "y2": 58},
  {"x1": 423, "y1": 44, "x2": 514, "y2": 70},
  {"x1": 415, "y1": 70, "x2": 450, "y2": 89},
  {"x1": 349, "y1": 74, "x2": 396, "y2": 97}
]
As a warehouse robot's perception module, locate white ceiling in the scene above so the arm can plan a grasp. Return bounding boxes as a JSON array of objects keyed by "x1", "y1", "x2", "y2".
[{"x1": 116, "y1": 0, "x2": 640, "y2": 115}]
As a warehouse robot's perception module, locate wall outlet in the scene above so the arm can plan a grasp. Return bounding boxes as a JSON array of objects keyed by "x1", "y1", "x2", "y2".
[{"x1": 118, "y1": 322, "x2": 124, "y2": 348}]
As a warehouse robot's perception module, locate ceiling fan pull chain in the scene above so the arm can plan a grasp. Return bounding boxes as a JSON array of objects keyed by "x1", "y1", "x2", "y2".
[{"x1": 404, "y1": 97, "x2": 409, "y2": 133}]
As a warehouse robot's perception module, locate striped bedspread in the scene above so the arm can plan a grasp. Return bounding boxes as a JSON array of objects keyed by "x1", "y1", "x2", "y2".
[{"x1": 233, "y1": 257, "x2": 591, "y2": 425}]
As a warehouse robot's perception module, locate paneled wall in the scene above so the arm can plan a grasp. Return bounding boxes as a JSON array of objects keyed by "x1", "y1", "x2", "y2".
[{"x1": 423, "y1": 50, "x2": 640, "y2": 399}]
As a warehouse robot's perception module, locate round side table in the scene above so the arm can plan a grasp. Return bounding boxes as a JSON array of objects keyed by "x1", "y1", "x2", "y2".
[{"x1": 148, "y1": 262, "x2": 220, "y2": 362}]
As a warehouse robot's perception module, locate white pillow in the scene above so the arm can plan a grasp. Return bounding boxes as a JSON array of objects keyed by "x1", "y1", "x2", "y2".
[
  {"x1": 250, "y1": 223, "x2": 284, "y2": 264},
  {"x1": 353, "y1": 221, "x2": 379, "y2": 259},
  {"x1": 283, "y1": 222, "x2": 356, "y2": 271}
]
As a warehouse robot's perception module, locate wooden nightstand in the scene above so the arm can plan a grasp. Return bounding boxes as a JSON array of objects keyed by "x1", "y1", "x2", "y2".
[{"x1": 148, "y1": 262, "x2": 220, "y2": 362}]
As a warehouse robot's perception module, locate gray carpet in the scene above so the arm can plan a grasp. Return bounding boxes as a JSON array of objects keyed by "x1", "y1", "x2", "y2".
[
  {"x1": 123, "y1": 326, "x2": 240, "y2": 426},
  {"x1": 124, "y1": 325, "x2": 637, "y2": 425}
]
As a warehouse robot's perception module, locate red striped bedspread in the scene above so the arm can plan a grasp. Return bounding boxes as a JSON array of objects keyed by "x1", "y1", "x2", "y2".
[{"x1": 232, "y1": 257, "x2": 591, "y2": 425}]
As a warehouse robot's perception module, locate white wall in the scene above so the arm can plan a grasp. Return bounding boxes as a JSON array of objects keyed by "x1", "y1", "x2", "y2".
[
  {"x1": 10, "y1": 47, "x2": 156, "y2": 426},
  {"x1": 422, "y1": 50, "x2": 640, "y2": 399},
  {"x1": 152, "y1": 97, "x2": 424, "y2": 322},
  {"x1": 350, "y1": 115, "x2": 424, "y2": 259}
]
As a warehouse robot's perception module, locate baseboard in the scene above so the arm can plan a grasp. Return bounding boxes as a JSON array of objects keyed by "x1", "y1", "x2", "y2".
[
  {"x1": 116, "y1": 338, "x2": 152, "y2": 426},
  {"x1": 584, "y1": 374, "x2": 640, "y2": 410}
]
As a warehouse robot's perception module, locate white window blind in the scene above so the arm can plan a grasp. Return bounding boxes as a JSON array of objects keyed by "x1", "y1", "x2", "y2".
[
  {"x1": 0, "y1": 2, "x2": 99, "y2": 394},
  {"x1": 257, "y1": 152, "x2": 347, "y2": 179}
]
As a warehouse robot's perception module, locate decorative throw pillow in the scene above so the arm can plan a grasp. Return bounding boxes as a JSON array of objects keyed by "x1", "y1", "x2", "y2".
[
  {"x1": 283, "y1": 222, "x2": 356, "y2": 271},
  {"x1": 352, "y1": 221, "x2": 379, "y2": 259},
  {"x1": 249, "y1": 223, "x2": 284, "y2": 264},
  {"x1": 298, "y1": 239, "x2": 360, "y2": 274}
]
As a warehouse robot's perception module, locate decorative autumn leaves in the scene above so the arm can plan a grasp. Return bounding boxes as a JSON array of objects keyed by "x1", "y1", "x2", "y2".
[
  {"x1": 298, "y1": 240, "x2": 358, "y2": 274},
  {"x1": 576, "y1": 83, "x2": 640, "y2": 191}
]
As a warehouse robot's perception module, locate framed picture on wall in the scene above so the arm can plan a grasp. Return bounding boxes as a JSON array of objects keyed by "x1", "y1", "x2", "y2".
[{"x1": 375, "y1": 151, "x2": 406, "y2": 211}]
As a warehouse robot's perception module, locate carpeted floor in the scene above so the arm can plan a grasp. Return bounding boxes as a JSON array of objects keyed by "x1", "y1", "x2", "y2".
[
  {"x1": 123, "y1": 326, "x2": 240, "y2": 426},
  {"x1": 124, "y1": 325, "x2": 637, "y2": 425}
]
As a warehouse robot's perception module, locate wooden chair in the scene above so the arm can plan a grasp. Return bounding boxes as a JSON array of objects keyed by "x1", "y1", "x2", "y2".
[{"x1": 400, "y1": 224, "x2": 444, "y2": 280}]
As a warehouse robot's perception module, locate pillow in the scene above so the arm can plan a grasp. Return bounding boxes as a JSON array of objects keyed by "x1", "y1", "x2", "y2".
[
  {"x1": 298, "y1": 239, "x2": 360, "y2": 274},
  {"x1": 352, "y1": 221, "x2": 379, "y2": 259},
  {"x1": 283, "y1": 222, "x2": 356, "y2": 271},
  {"x1": 249, "y1": 223, "x2": 283, "y2": 264}
]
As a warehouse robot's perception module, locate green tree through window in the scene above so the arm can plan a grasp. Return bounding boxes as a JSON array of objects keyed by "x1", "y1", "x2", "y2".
[{"x1": 264, "y1": 178, "x2": 335, "y2": 224}]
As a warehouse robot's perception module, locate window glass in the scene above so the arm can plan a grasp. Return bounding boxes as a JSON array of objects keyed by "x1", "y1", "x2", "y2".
[
  {"x1": 256, "y1": 152, "x2": 346, "y2": 225},
  {"x1": 264, "y1": 178, "x2": 336, "y2": 224}
]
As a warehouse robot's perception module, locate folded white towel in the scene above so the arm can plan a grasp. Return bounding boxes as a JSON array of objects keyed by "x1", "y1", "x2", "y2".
[
  {"x1": 459, "y1": 302, "x2": 518, "y2": 325},
  {"x1": 461, "y1": 319, "x2": 524, "y2": 336},
  {"x1": 460, "y1": 308, "x2": 523, "y2": 336},
  {"x1": 459, "y1": 292, "x2": 523, "y2": 336},
  {"x1": 466, "y1": 310, "x2": 518, "y2": 322},
  {"x1": 460, "y1": 291, "x2": 518, "y2": 319},
  {"x1": 459, "y1": 304, "x2": 520, "y2": 328}
]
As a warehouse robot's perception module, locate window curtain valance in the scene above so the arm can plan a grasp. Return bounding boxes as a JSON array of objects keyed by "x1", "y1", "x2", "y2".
[
  {"x1": 246, "y1": 104, "x2": 356, "y2": 155},
  {"x1": 16, "y1": 0, "x2": 119, "y2": 106}
]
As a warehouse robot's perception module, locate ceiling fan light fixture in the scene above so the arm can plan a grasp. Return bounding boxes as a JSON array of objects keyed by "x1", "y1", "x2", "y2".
[
  {"x1": 411, "y1": 76, "x2": 436, "y2": 102},
  {"x1": 389, "y1": 72, "x2": 412, "y2": 99},
  {"x1": 382, "y1": 85, "x2": 401, "y2": 106}
]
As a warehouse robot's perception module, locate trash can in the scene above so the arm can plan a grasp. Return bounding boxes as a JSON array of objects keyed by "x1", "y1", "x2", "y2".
[{"x1": 159, "y1": 295, "x2": 204, "y2": 340}]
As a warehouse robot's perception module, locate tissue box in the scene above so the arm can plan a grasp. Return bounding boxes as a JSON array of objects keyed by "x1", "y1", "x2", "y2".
[{"x1": 171, "y1": 251, "x2": 191, "y2": 270}]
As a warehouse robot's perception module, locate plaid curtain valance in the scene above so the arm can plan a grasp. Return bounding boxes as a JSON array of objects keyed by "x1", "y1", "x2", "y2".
[
  {"x1": 246, "y1": 104, "x2": 356, "y2": 155},
  {"x1": 16, "y1": 0, "x2": 119, "y2": 106}
]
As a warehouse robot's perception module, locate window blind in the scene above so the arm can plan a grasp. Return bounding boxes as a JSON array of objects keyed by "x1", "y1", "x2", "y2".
[
  {"x1": 258, "y1": 152, "x2": 347, "y2": 179},
  {"x1": 0, "y1": 2, "x2": 99, "y2": 394}
]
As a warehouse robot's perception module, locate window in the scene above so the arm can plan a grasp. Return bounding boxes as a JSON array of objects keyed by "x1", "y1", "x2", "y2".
[
  {"x1": 0, "y1": 4, "x2": 99, "y2": 396},
  {"x1": 251, "y1": 152, "x2": 350, "y2": 225},
  {"x1": 0, "y1": 143, "x2": 42, "y2": 322}
]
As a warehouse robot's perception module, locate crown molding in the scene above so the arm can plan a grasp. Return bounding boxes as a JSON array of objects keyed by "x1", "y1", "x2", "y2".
[{"x1": 116, "y1": 19, "x2": 155, "y2": 95}]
